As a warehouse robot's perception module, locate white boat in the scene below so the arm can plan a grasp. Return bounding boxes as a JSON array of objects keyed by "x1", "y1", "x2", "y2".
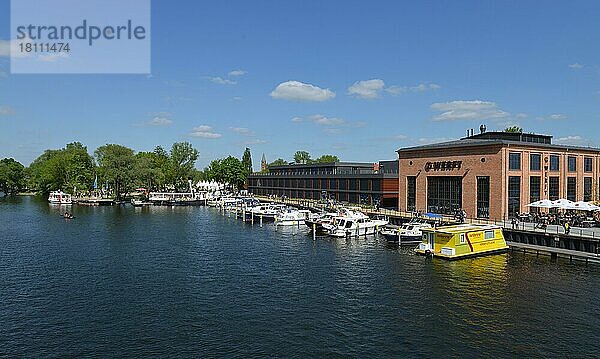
[
  {"x1": 380, "y1": 221, "x2": 432, "y2": 244},
  {"x1": 275, "y1": 209, "x2": 312, "y2": 226},
  {"x1": 371, "y1": 214, "x2": 389, "y2": 227},
  {"x1": 249, "y1": 203, "x2": 286, "y2": 219},
  {"x1": 48, "y1": 191, "x2": 72, "y2": 205},
  {"x1": 325, "y1": 216, "x2": 380, "y2": 237}
]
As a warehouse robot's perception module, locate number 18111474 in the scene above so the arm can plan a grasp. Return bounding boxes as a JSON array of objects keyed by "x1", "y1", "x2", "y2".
[{"x1": 19, "y1": 42, "x2": 70, "y2": 53}]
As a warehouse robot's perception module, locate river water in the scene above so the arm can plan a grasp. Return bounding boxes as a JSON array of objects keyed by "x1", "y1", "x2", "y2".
[{"x1": 1, "y1": 196, "x2": 599, "y2": 358}]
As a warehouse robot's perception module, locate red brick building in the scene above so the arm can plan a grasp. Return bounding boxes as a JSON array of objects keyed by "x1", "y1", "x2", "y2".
[{"x1": 397, "y1": 130, "x2": 600, "y2": 220}]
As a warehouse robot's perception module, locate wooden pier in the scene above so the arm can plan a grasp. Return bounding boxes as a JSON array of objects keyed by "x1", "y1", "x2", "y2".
[{"x1": 508, "y1": 241, "x2": 600, "y2": 264}]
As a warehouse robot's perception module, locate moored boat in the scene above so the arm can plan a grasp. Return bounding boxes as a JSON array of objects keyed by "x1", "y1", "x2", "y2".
[
  {"x1": 275, "y1": 209, "x2": 312, "y2": 226},
  {"x1": 48, "y1": 191, "x2": 72, "y2": 205},
  {"x1": 415, "y1": 224, "x2": 508, "y2": 260}
]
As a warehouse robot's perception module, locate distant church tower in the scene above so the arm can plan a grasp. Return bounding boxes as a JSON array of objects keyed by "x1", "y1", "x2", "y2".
[{"x1": 261, "y1": 154, "x2": 267, "y2": 172}]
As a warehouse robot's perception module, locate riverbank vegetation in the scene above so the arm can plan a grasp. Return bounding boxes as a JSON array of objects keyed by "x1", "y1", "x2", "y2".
[{"x1": 0, "y1": 142, "x2": 256, "y2": 199}]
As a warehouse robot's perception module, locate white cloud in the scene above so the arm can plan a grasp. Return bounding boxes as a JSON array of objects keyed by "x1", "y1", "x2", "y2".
[
  {"x1": 385, "y1": 86, "x2": 406, "y2": 95},
  {"x1": 537, "y1": 113, "x2": 567, "y2": 121},
  {"x1": 515, "y1": 113, "x2": 528, "y2": 119},
  {"x1": 0, "y1": 39, "x2": 31, "y2": 58},
  {"x1": 37, "y1": 52, "x2": 69, "y2": 62},
  {"x1": 146, "y1": 113, "x2": 173, "y2": 126},
  {"x1": 568, "y1": 63, "x2": 584, "y2": 69},
  {"x1": 228, "y1": 69, "x2": 246, "y2": 77},
  {"x1": 308, "y1": 114, "x2": 345, "y2": 126},
  {"x1": 348, "y1": 79, "x2": 385, "y2": 99},
  {"x1": 555, "y1": 135, "x2": 588, "y2": 146},
  {"x1": 210, "y1": 77, "x2": 236, "y2": 85},
  {"x1": 270, "y1": 80, "x2": 335, "y2": 102},
  {"x1": 431, "y1": 100, "x2": 510, "y2": 121},
  {"x1": 291, "y1": 117, "x2": 303, "y2": 123},
  {"x1": 410, "y1": 83, "x2": 441, "y2": 92},
  {"x1": 348, "y1": 81, "x2": 441, "y2": 98},
  {"x1": 230, "y1": 127, "x2": 255, "y2": 136},
  {"x1": 191, "y1": 125, "x2": 222, "y2": 138},
  {"x1": 0, "y1": 106, "x2": 15, "y2": 115},
  {"x1": 241, "y1": 139, "x2": 267, "y2": 145}
]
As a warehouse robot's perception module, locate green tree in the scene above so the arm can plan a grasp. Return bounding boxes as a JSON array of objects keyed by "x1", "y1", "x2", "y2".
[
  {"x1": 95, "y1": 144, "x2": 135, "y2": 200},
  {"x1": 315, "y1": 154, "x2": 339, "y2": 163},
  {"x1": 268, "y1": 158, "x2": 288, "y2": 167},
  {"x1": 204, "y1": 156, "x2": 246, "y2": 190},
  {"x1": 153, "y1": 146, "x2": 171, "y2": 190},
  {"x1": 293, "y1": 151, "x2": 311, "y2": 164},
  {"x1": 504, "y1": 126, "x2": 523, "y2": 133},
  {"x1": 0, "y1": 158, "x2": 26, "y2": 194},
  {"x1": 170, "y1": 142, "x2": 199, "y2": 191},
  {"x1": 133, "y1": 151, "x2": 164, "y2": 191},
  {"x1": 27, "y1": 142, "x2": 95, "y2": 195},
  {"x1": 241, "y1": 147, "x2": 253, "y2": 175}
]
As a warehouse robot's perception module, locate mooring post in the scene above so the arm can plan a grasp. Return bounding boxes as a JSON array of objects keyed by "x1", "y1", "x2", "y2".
[
  {"x1": 260, "y1": 215, "x2": 263, "y2": 227},
  {"x1": 313, "y1": 223, "x2": 316, "y2": 241},
  {"x1": 251, "y1": 211, "x2": 254, "y2": 225}
]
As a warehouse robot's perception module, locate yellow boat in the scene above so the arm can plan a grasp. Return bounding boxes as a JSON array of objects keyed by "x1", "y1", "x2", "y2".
[{"x1": 415, "y1": 224, "x2": 508, "y2": 260}]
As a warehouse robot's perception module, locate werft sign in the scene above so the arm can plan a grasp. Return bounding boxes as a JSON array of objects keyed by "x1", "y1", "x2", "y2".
[{"x1": 424, "y1": 161, "x2": 463, "y2": 172}]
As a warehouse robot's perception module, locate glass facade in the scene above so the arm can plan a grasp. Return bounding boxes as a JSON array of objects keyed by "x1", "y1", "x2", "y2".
[
  {"x1": 568, "y1": 156, "x2": 577, "y2": 172},
  {"x1": 427, "y1": 176, "x2": 462, "y2": 215},
  {"x1": 530, "y1": 154, "x2": 541, "y2": 171},
  {"x1": 508, "y1": 176, "x2": 520, "y2": 217},
  {"x1": 585, "y1": 157, "x2": 593, "y2": 173},
  {"x1": 407, "y1": 176, "x2": 416, "y2": 212},
  {"x1": 509, "y1": 152, "x2": 521, "y2": 171},
  {"x1": 550, "y1": 155, "x2": 559, "y2": 171},
  {"x1": 476, "y1": 176, "x2": 490, "y2": 218},
  {"x1": 530, "y1": 176, "x2": 541, "y2": 203},
  {"x1": 549, "y1": 177, "x2": 559, "y2": 200},
  {"x1": 584, "y1": 177, "x2": 592, "y2": 202},
  {"x1": 567, "y1": 177, "x2": 577, "y2": 201}
]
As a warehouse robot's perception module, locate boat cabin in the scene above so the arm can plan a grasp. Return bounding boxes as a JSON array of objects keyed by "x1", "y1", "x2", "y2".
[{"x1": 415, "y1": 224, "x2": 508, "y2": 260}]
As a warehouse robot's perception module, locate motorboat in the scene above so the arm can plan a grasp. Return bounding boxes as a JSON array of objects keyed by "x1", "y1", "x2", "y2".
[
  {"x1": 275, "y1": 209, "x2": 312, "y2": 226},
  {"x1": 380, "y1": 220, "x2": 432, "y2": 245},
  {"x1": 325, "y1": 216, "x2": 380, "y2": 237},
  {"x1": 305, "y1": 208, "x2": 368, "y2": 234},
  {"x1": 48, "y1": 191, "x2": 72, "y2": 205}
]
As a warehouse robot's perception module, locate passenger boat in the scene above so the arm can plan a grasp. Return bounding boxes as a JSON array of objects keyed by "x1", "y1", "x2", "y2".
[
  {"x1": 275, "y1": 209, "x2": 312, "y2": 226},
  {"x1": 48, "y1": 191, "x2": 72, "y2": 205},
  {"x1": 415, "y1": 224, "x2": 508, "y2": 260}
]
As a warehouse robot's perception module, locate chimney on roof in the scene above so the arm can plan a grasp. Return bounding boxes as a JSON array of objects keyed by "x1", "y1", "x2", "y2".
[{"x1": 480, "y1": 124, "x2": 486, "y2": 134}]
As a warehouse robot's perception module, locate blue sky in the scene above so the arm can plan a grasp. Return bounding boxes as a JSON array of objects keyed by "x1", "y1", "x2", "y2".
[{"x1": 1, "y1": 0, "x2": 599, "y2": 169}]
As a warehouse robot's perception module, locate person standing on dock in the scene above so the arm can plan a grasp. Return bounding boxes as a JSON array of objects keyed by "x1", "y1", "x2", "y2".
[{"x1": 564, "y1": 221, "x2": 571, "y2": 235}]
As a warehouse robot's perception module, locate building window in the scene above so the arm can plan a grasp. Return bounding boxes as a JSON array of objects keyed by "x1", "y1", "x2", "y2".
[
  {"x1": 476, "y1": 176, "x2": 490, "y2": 219},
  {"x1": 549, "y1": 177, "x2": 559, "y2": 200},
  {"x1": 584, "y1": 157, "x2": 593, "y2": 173},
  {"x1": 508, "y1": 176, "x2": 520, "y2": 217},
  {"x1": 530, "y1": 154, "x2": 541, "y2": 171},
  {"x1": 530, "y1": 176, "x2": 541, "y2": 204},
  {"x1": 550, "y1": 155, "x2": 559, "y2": 171},
  {"x1": 509, "y1": 152, "x2": 521, "y2": 171},
  {"x1": 584, "y1": 177, "x2": 592, "y2": 202},
  {"x1": 567, "y1": 177, "x2": 577, "y2": 201},
  {"x1": 407, "y1": 176, "x2": 416, "y2": 212},
  {"x1": 568, "y1": 156, "x2": 577, "y2": 172},
  {"x1": 427, "y1": 176, "x2": 462, "y2": 215}
]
